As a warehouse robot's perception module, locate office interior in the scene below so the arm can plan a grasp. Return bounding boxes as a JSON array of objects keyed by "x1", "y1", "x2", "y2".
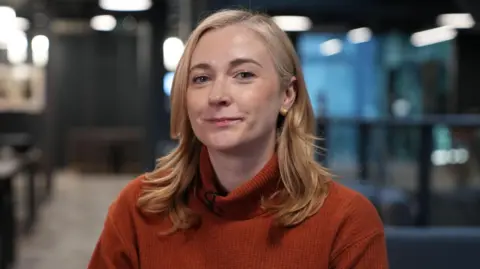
[{"x1": 1, "y1": 0, "x2": 480, "y2": 268}]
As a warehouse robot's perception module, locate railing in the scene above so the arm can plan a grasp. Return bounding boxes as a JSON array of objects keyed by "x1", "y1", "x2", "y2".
[{"x1": 317, "y1": 114, "x2": 480, "y2": 227}]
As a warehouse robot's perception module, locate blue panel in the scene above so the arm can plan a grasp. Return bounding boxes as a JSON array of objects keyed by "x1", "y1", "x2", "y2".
[
  {"x1": 298, "y1": 33, "x2": 380, "y2": 118},
  {"x1": 298, "y1": 32, "x2": 380, "y2": 164},
  {"x1": 163, "y1": 72, "x2": 174, "y2": 97}
]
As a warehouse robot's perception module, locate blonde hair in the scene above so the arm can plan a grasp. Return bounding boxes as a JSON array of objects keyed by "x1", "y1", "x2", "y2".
[{"x1": 138, "y1": 9, "x2": 330, "y2": 234}]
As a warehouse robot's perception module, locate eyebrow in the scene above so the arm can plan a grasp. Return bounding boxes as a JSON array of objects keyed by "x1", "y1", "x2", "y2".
[{"x1": 189, "y1": 57, "x2": 263, "y2": 72}]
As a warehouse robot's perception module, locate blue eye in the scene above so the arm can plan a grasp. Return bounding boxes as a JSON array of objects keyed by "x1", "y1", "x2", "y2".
[
  {"x1": 234, "y1": 72, "x2": 255, "y2": 80},
  {"x1": 192, "y1": 75, "x2": 209, "y2": 84}
]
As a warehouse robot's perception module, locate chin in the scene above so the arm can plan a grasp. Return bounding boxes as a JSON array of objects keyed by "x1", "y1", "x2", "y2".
[
  {"x1": 200, "y1": 133, "x2": 249, "y2": 153},
  {"x1": 204, "y1": 140, "x2": 243, "y2": 152}
]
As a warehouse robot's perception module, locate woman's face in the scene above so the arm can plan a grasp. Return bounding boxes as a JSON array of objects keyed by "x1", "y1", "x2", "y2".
[{"x1": 186, "y1": 24, "x2": 295, "y2": 152}]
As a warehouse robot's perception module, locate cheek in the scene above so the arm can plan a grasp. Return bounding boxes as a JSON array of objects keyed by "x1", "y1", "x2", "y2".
[
  {"x1": 186, "y1": 96, "x2": 202, "y2": 135},
  {"x1": 185, "y1": 97, "x2": 193, "y2": 118},
  {"x1": 242, "y1": 84, "x2": 282, "y2": 122},
  {"x1": 262, "y1": 83, "x2": 282, "y2": 107},
  {"x1": 242, "y1": 81, "x2": 281, "y2": 105},
  {"x1": 186, "y1": 93, "x2": 201, "y2": 117}
]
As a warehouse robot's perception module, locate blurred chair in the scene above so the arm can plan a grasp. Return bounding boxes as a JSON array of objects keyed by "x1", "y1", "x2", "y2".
[
  {"x1": 430, "y1": 189, "x2": 480, "y2": 226},
  {"x1": 0, "y1": 133, "x2": 45, "y2": 232},
  {"x1": 386, "y1": 227, "x2": 480, "y2": 269},
  {"x1": 68, "y1": 127, "x2": 145, "y2": 174}
]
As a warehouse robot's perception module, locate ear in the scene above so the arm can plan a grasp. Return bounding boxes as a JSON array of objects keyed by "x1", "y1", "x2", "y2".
[{"x1": 281, "y1": 76, "x2": 297, "y2": 111}]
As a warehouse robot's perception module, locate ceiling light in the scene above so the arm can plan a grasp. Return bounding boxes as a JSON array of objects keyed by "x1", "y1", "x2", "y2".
[
  {"x1": 0, "y1": 6, "x2": 16, "y2": 49},
  {"x1": 347, "y1": 27, "x2": 372, "y2": 44},
  {"x1": 7, "y1": 30, "x2": 28, "y2": 64},
  {"x1": 99, "y1": 0, "x2": 152, "y2": 12},
  {"x1": 319, "y1": 39, "x2": 343, "y2": 56},
  {"x1": 272, "y1": 16, "x2": 312, "y2": 32},
  {"x1": 90, "y1": 15, "x2": 117, "y2": 31},
  {"x1": 16, "y1": 17, "x2": 30, "y2": 31},
  {"x1": 0, "y1": 6, "x2": 15, "y2": 22},
  {"x1": 32, "y1": 35, "x2": 50, "y2": 67},
  {"x1": 437, "y1": 13, "x2": 475, "y2": 29},
  {"x1": 163, "y1": 37, "x2": 184, "y2": 72},
  {"x1": 32, "y1": 35, "x2": 49, "y2": 52},
  {"x1": 411, "y1": 26, "x2": 457, "y2": 47}
]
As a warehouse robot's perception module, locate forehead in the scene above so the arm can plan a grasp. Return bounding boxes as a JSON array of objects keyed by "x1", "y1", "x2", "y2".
[{"x1": 190, "y1": 24, "x2": 272, "y2": 67}]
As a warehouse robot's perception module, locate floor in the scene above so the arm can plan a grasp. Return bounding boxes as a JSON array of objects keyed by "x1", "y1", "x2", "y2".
[{"x1": 13, "y1": 171, "x2": 133, "y2": 269}]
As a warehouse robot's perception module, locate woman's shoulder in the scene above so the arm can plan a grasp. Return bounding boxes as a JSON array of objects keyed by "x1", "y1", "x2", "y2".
[
  {"x1": 321, "y1": 180, "x2": 384, "y2": 233},
  {"x1": 327, "y1": 181, "x2": 376, "y2": 207},
  {"x1": 116, "y1": 174, "x2": 145, "y2": 202},
  {"x1": 107, "y1": 174, "x2": 146, "y2": 220},
  {"x1": 312, "y1": 181, "x2": 388, "y2": 267},
  {"x1": 326, "y1": 181, "x2": 382, "y2": 220}
]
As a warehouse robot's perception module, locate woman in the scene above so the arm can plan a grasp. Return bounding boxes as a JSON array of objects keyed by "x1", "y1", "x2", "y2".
[{"x1": 88, "y1": 9, "x2": 388, "y2": 269}]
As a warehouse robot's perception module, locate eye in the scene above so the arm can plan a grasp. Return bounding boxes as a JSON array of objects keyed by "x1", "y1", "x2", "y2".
[
  {"x1": 234, "y1": 71, "x2": 256, "y2": 80},
  {"x1": 192, "y1": 75, "x2": 210, "y2": 84}
]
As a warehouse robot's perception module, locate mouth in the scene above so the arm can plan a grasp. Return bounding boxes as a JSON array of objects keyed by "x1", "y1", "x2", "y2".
[{"x1": 205, "y1": 117, "x2": 243, "y2": 126}]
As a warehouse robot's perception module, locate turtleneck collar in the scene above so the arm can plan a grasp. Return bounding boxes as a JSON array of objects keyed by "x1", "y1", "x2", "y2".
[{"x1": 191, "y1": 146, "x2": 281, "y2": 220}]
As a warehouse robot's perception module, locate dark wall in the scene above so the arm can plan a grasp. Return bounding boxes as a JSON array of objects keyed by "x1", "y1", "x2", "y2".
[
  {"x1": 48, "y1": 32, "x2": 145, "y2": 167},
  {"x1": 46, "y1": 2, "x2": 169, "y2": 169},
  {"x1": 148, "y1": 9, "x2": 172, "y2": 170},
  {"x1": 0, "y1": 113, "x2": 42, "y2": 136},
  {"x1": 455, "y1": 30, "x2": 480, "y2": 114},
  {"x1": 55, "y1": 33, "x2": 142, "y2": 124},
  {"x1": 456, "y1": 0, "x2": 480, "y2": 22}
]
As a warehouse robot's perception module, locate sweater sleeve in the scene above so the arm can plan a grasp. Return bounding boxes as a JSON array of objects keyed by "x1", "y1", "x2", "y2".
[
  {"x1": 88, "y1": 179, "x2": 141, "y2": 269},
  {"x1": 330, "y1": 194, "x2": 389, "y2": 269}
]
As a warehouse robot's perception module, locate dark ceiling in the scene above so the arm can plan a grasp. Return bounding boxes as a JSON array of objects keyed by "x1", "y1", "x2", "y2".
[
  {"x1": 223, "y1": 0, "x2": 464, "y2": 32},
  {"x1": 7, "y1": 0, "x2": 164, "y2": 19},
  {"x1": 3, "y1": 0, "x2": 480, "y2": 32}
]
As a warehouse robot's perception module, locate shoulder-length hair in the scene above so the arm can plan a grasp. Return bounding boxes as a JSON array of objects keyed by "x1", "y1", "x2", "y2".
[{"x1": 138, "y1": 9, "x2": 330, "y2": 234}]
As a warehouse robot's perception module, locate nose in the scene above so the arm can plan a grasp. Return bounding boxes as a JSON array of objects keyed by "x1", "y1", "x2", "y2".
[{"x1": 208, "y1": 77, "x2": 231, "y2": 106}]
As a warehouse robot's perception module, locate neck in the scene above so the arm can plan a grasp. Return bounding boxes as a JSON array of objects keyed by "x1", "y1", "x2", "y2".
[{"x1": 207, "y1": 138, "x2": 276, "y2": 192}]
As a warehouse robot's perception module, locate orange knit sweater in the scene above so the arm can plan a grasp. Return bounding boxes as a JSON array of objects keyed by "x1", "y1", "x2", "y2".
[{"x1": 88, "y1": 149, "x2": 388, "y2": 269}]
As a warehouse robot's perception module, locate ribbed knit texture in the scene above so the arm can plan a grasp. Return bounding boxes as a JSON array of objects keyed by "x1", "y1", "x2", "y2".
[{"x1": 88, "y1": 148, "x2": 389, "y2": 269}]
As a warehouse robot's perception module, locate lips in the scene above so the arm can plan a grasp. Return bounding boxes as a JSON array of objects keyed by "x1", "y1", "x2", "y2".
[
  {"x1": 207, "y1": 117, "x2": 243, "y2": 122},
  {"x1": 204, "y1": 117, "x2": 243, "y2": 127}
]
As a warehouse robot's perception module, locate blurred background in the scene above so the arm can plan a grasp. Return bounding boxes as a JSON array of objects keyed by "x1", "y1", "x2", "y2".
[{"x1": 1, "y1": 0, "x2": 480, "y2": 268}]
